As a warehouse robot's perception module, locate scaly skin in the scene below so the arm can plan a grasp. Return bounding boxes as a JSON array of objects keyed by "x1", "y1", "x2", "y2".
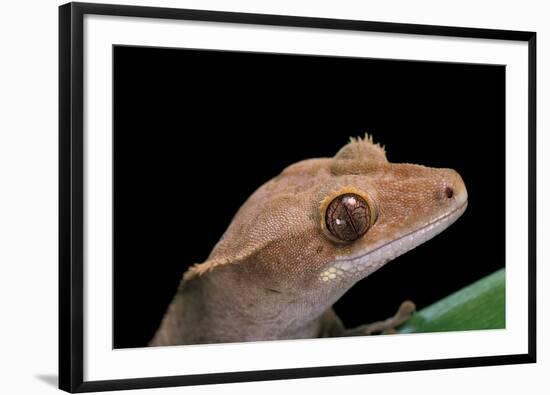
[{"x1": 150, "y1": 135, "x2": 468, "y2": 346}]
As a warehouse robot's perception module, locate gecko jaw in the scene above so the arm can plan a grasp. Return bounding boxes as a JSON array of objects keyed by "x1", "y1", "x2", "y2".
[{"x1": 319, "y1": 201, "x2": 467, "y2": 282}]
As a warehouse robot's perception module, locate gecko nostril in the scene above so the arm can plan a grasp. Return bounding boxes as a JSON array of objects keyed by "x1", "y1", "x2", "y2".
[{"x1": 445, "y1": 186, "x2": 454, "y2": 199}]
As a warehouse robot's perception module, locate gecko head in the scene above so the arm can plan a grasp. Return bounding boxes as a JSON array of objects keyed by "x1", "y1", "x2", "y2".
[
  {"x1": 184, "y1": 135, "x2": 467, "y2": 314},
  {"x1": 315, "y1": 136, "x2": 467, "y2": 292}
]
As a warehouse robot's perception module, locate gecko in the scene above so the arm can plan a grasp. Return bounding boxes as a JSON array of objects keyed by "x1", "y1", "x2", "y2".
[{"x1": 150, "y1": 135, "x2": 467, "y2": 346}]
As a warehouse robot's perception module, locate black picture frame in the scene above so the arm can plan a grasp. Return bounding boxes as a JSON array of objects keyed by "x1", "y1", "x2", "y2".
[{"x1": 59, "y1": 2, "x2": 537, "y2": 392}]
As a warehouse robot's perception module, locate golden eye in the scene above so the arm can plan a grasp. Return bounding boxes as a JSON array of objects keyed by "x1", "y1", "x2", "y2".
[{"x1": 325, "y1": 193, "x2": 373, "y2": 242}]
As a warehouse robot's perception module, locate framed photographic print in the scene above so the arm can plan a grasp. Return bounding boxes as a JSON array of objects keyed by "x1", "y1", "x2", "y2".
[{"x1": 59, "y1": 2, "x2": 536, "y2": 392}]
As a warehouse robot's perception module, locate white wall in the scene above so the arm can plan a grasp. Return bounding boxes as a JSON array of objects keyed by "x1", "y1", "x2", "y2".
[{"x1": 0, "y1": 0, "x2": 548, "y2": 394}]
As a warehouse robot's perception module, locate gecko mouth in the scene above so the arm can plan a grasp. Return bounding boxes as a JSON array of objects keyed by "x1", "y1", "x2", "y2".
[{"x1": 320, "y1": 201, "x2": 468, "y2": 282}]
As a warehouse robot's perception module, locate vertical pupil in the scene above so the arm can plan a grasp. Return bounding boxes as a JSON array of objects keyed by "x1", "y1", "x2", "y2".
[{"x1": 325, "y1": 193, "x2": 370, "y2": 241}]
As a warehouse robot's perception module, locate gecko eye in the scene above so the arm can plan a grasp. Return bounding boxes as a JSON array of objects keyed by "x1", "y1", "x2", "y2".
[{"x1": 325, "y1": 193, "x2": 373, "y2": 242}]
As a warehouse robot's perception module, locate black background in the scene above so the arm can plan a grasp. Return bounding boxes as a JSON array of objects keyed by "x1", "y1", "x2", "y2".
[{"x1": 113, "y1": 45, "x2": 505, "y2": 349}]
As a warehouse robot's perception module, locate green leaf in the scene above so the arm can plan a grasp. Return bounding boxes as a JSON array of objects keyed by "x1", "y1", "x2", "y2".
[{"x1": 397, "y1": 268, "x2": 505, "y2": 334}]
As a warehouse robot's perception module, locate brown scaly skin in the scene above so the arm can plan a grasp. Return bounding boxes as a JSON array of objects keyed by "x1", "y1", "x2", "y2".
[{"x1": 150, "y1": 135, "x2": 468, "y2": 346}]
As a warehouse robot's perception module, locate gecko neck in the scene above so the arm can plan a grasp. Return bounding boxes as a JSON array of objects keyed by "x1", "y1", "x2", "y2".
[{"x1": 149, "y1": 265, "x2": 327, "y2": 346}]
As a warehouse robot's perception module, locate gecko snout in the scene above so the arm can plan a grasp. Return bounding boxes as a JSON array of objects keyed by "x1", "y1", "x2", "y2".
[{"x1": 440, "y1": 169, "x2": 468, "y2": 208}]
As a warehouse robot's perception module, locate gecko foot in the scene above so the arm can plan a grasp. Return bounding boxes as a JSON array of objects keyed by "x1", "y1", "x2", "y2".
[{"x1": 344, "y1": 300, "x2": 416, "y2": 336}]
